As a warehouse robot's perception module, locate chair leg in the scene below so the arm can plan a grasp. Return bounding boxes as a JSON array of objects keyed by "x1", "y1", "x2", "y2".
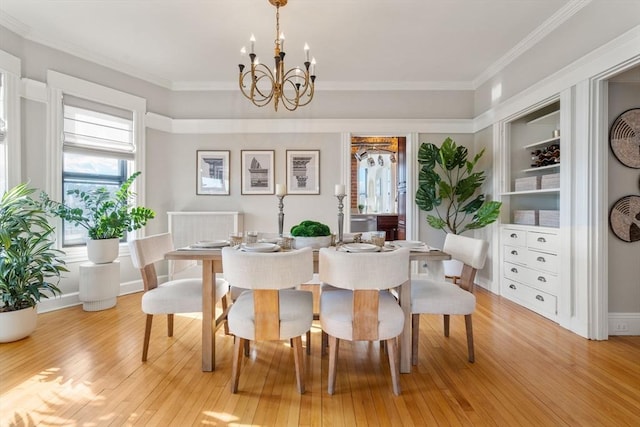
[
  {"x1": 443, "y1": 314, "x2": 450, "y2": 337},
  {"x1": 292, "y1": 336, "x2": 305, "y2": 394},
  {"x1": 321, "y1": 331, "x2": 329, "y2": 356},
  {"x1": 221, "y1": 294, "x2": 230, "y2": 335},
  {"x1": 465, "y1": 314, "x2": 475, "y2": 363},
  {"x1": 306, "y1": 330, "x2": 312, "y2": 355},
  {"x1": 327, "y1": 335, "x2": 339, "y2": 395},
  {"x1": 142, "y1": 314, "x2": 153, "y2": 362},
  {"x1": 167, "y1": 313, "x2": 174, "y2": 337},
  {"x1": 243, "y1": 339, "x2": 250, "y2": 357},
  {"x1": 412, "y1": 314, "x2": 420, "y2": 366},
  {"x1": 231, "y1": 336, "x2": 244, "y2": 393},
  {"x1": 386, "y1": 338, "x2": 401, "y2": 396}
]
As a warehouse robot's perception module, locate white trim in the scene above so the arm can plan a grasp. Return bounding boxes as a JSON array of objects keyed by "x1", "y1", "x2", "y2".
[
  {"x1": 0, "y1": 50, "x2": 21, "y2": 188},
  {"x1": 472, "y1": 0, "x2": 592, "y2": 89},
  {"x1": 145, "y1": 112, "x2": 474, "y2": 135},
  {"x1": 172, "y1": 80, "x2": 475, "y2": 92},
  {"x1": 608, "y1": 313, "x2": 640, "y2": 336},
  {"x1": 21, "y1": 77, "x2": 47, "y2": 102},
  {"x1": 37, "y1": 279, "x2": 145, "y2": 313}
]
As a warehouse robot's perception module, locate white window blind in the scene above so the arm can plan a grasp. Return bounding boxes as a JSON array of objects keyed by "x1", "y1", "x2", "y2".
[{"x1": 63, "y1": 95, "x2": 134, "y2": 159}]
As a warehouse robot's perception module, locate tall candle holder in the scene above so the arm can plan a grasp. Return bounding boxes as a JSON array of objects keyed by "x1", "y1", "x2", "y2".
[
  {"x1": 277, "y1": 195, "x2": 286, "y2": 237},
  {"x1": 336, "y1": 194, "x2": 345, "y2": 243}
]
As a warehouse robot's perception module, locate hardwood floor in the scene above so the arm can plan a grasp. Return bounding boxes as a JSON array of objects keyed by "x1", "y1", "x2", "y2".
[{"x1": 2, "y1": 287, "x2": 640, "y2": 426}]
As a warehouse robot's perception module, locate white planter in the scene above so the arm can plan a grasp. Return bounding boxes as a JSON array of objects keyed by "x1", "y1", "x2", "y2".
[
  {"x1": 86, "y1": 238, "x2": 120, "y2": 264},
  {"x1": 293, "y1": 235, "x2": 332, "y2": 250},
  {"x1": 443, "y1": 259, "x2": 463, "y2": 278},
  {"x1": 0, "y1": 306, "x2": 37, "y2": 343},
  {"x1": 79, "y1": 261, "x2": 121, "y2": 311}
]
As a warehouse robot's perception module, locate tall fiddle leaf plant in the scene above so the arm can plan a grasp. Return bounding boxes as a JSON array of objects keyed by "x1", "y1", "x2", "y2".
[{"x1": 415, "y1": 137, "x2": 501, "y2": 235}]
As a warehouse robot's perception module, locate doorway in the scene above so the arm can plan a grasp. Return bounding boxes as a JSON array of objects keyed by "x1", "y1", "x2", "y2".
[{"x1": 350, "y1": 136, "x2": 407, "y2": 240}]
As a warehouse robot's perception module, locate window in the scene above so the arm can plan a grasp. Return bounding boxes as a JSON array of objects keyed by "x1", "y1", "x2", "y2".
[
  {"x1": 0, "y1": 72, "x2": 7, "y2": 194},
  {"x1": 61, "y1": 99, "x2": 135, "y2": 246}
]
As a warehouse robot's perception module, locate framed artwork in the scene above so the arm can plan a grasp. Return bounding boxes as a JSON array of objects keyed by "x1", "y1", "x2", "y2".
[
  {"x1": 196, "y1": 150, "x2": 230, "y2": 195},
  {"x1": 286, "y1": 150, "x2": 320, "y2": 194},
  {"x1": 241, "y1": 150, "x2": 275, "y2": 194}
]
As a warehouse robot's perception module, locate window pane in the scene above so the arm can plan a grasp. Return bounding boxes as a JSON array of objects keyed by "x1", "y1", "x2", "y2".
[{"x1": 64, "y1": 152, "x2": 122, "y2": 176}]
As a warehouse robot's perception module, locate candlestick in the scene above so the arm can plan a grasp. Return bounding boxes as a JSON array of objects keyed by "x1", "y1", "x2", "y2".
[
  {"x1": 277, "y1": 194, "x2": 286, "y2": 237},
  {"x1": 336, "y1": 194, "x2": 345, "y2": 243}
]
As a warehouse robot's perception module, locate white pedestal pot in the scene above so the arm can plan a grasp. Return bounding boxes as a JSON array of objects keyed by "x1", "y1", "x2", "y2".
[
  {"x1": 0, "y1": 307, "x2": 37, "y2": 343},
  {"x1": 86, "y1": 238, "x2": 120, "y2": 264}
]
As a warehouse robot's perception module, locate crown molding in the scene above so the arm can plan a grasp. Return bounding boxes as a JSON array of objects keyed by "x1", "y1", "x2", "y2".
[
  {"x1": 171, "y1": 80, "x2": 475, "y2": 92},
  {"x1": 145, "y1": 112, "x2": 473, "y2": 135},
  {"x1": 472, "y1": 0, "x2": 592, "y2": 89}
]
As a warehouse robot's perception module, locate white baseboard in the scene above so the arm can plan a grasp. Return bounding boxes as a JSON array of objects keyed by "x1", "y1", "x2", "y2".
[
  {"x1": 608, "y1": 313, "x2": 640, "y2": 336},
  {"x1": 37, "y1": 279, "x2": 145, "y2": 313}
]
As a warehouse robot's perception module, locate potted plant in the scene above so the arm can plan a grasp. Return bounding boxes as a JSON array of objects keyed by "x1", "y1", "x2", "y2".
[
  {"x1": 290, "y1": 220, "x2": 333, "y2": 249},
  {"x1": 415, "y1": 137, "x2": 501, "y2": 277},
  {"x1": 0, "y1": 184, "x2": 67, "y2": 342},
  {"x1": 41, "y1": 171, "x2": 155, "y2": 264}
]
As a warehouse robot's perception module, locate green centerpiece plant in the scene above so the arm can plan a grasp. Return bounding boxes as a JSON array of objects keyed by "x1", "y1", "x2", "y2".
[{"x1": 290, "y1": 220, "x2": 332, "y2": 249}]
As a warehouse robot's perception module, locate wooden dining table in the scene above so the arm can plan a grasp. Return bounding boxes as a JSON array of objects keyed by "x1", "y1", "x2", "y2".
[{"x1": 164, "y1": 246, "x2": 450, "y2": 373}]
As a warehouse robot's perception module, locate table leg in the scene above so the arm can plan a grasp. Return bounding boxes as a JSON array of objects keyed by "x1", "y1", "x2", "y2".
[{"x1": 202, "y1": 260, "x2": 216, "y2": 371}]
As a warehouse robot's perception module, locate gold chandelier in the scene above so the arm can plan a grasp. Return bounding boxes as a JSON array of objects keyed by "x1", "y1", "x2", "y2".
[{"x1": 238, "y1": 0, "x2": 316, "y2": 112}]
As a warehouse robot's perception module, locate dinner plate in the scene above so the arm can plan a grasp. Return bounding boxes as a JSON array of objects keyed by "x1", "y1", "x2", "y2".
[
  {"x1": 392, "y1": 240, "x2": 425, "y2": 249},
  {"x1": 190, "y1": 240, "x2": 229, "y2": 248},
  {"x1": 241, "y1": 242, "x2": 281, "y2": 252},
  {"x1": 259, "y1": 238, "x2": 280, "y2": 244},
  {"x1": 341, "y1": 243, "x2": 380, "y2": 253}
]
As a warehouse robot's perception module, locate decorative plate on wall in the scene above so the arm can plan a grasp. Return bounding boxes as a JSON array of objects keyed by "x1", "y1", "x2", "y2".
[
  {"x1": 610, "y1": 108, "x2": 640, "y2": 169},
  {"x1": 609, "y1": 195, "x2": 640, "y2": 242}
]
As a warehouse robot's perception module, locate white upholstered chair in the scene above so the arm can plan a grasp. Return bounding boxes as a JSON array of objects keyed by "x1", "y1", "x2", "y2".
[
  {"x1": 318, "y1": 247, "x2": 410, "y2": 396},
  {"x1": 221, "y1": 246, "x2": 314, "y2": 394},
  {"x1": 411, "y1": 233, "x2": 489, "y2": 364},
  {"x1": 129, "y1": 233, "x2": 229, "y2": 362}
]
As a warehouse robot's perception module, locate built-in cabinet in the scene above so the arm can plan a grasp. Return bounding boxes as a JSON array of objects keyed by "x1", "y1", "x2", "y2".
[{"x1": 499, "y1": 101, "x2": 563, "y2": 321}]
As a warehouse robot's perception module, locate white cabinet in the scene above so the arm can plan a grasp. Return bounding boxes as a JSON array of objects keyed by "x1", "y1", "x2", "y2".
[
  {"x1": 499, "y1": 100, "x2": 564, "y2": 322},
  {"x1": 500, "y1": 225, "x2": 559, "y2": 320}
]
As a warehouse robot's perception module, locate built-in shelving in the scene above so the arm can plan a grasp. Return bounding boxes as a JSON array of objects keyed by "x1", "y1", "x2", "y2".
[
  {"x1": 521, "y1": 164, "x2": 560, "y2": 173},
  {"x1": 523, "y1": 136, "x2": 560, "y2": 150},
  {"x1": 501, "y1": 188, "x2": 559, "y2": 196}
]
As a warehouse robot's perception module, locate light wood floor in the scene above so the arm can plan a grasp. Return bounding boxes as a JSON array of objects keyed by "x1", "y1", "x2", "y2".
[{"x1": 2, "y1": 287, "x2": 640, "y2": 426}]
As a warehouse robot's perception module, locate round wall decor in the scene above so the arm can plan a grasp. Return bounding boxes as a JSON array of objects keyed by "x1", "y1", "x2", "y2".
[
  {"x1": 609, "y1": 195, "x2": 640, "y2": 242},
  {"x1": 610, "y1": 108, "x2": 640, "y2": 169}
]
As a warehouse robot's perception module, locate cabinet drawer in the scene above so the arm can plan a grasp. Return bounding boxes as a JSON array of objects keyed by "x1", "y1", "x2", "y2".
[
  {"x1": 526, "y1": 249, "x2": 559, "y2": 274},
  {"x1": 527, "y1": 231, "x2": 559, "y2": 252},
  {"x1": 504, "y1": 245, "x2": 526, "y2": 265},
  {"x1": 502, "y1": 228, "x2": 526, "y2": 247},
  {"x1": 505, "y1": 262, "x2": 558, "y2": 294},
  {"x1": 502, "y1": 279, "x2": 557, "y2": 318}
]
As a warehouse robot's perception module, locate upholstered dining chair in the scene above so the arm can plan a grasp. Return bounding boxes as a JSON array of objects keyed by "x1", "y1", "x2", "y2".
[
  {"x1": 318, "y1": 247, "x2": 410, "y2": 396},
  {"x1": 411, "y1": 233, "x2": 489, "y2": 364},
  {"x1": 129, "y1": 232, "x2": 229, "y2": 362},
  {"x1": 221, "y1": 246, "x2": 314, "y2": 394}
]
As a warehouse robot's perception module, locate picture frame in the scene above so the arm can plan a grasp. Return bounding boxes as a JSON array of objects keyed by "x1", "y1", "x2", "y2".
[
  {"x1": 241, "y1": 150, "x2": 275, "y2": 195},
  {"x1": 286, "y1": 150, "x2": 320, "y2": 194},
  {"x1": 196, "y1": 150, "x2": 230, "y2": 195}
]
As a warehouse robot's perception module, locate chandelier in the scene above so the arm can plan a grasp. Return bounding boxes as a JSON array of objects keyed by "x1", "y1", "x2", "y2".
[{"x1": 238, "y1": 0, "x2": 316, "y2": 112}]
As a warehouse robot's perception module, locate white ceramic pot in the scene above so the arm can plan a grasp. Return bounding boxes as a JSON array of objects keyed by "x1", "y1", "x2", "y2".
[
  {"x1": 0, "y1": 306, "x2": 37, "y2": 343},
  {"x1": 86, "y1": 238, "x2": 120, "y2": 264},
  {"x1": 293, "y1": 235, "x2": 332, "y2": 250}
]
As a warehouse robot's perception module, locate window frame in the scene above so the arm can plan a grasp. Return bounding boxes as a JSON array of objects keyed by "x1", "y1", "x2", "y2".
[
  {"x1": 46, "y1": 70, "x2": 146, "y2": 262},
  {"x1": 0, "y1": 49, "x2": 22, "y2": 194}
]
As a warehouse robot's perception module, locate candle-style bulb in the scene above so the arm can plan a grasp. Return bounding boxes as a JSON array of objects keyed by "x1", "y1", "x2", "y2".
[
  {"x1": 279, "y1": 32, "x2": 285, "y2": 51},
  {"x1": 250, "y1": 34, "x2": 256, "y2": 54},
  {"x1": 304, "y1": 43, "x2": 310, "y2": 62},
  {"x1": 240, "y1": 46, "x2": 247, "y2": 56}
]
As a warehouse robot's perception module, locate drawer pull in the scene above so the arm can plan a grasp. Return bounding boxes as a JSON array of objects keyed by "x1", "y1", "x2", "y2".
[
  {"x1": 509, "y1": 284, "x2": 516, "y2": 290},
  {"x1": 511, "y1": 267, "x2": 518, "y2": 273},
  {"x1": 537, "y1": 276, "x2": 547, "y2": 283},
  {"x1": 536, "y1": 295, "x2": 545, "y2": 302},
  {"x1": 511, "y1": 250, "x2": 518, "y2": 255},
  {"x1": 510, "y1": 233, "x2": 518, "y2": 238},
  {"x1": 537, "y1": 256, "x2": 546, "y2": 262},
  {"x1": 537, "y1": 237, "x2": 547, "y2": 243}
]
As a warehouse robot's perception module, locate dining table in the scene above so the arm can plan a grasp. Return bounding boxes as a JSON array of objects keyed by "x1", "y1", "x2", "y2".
[{"x1": 164, "y1": 243, "x2": 450, "y2": 373}]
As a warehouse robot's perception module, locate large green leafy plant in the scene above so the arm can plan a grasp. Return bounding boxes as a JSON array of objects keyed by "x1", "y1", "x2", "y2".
[
  {"x1": 416, "y1": 137, "x2": 501, "y2": 235},
  {"x1": 0, "y1": 184, "x2": 67, "y2": 312},
  {"x1": 42, "y1": 171, "x2": 155, "y2": 240}
]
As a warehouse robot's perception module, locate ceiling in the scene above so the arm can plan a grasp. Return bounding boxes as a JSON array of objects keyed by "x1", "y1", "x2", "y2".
[{"x1": 0, "y1": 0, "x2": 586, "y2": 91}]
